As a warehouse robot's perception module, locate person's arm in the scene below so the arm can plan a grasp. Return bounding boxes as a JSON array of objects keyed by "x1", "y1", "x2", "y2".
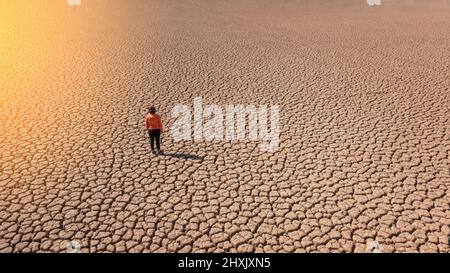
[{"x1": 145, "y1": 116, "x2": 150, "y2": 130}]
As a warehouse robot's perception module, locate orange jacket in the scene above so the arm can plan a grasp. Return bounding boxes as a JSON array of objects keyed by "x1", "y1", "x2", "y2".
[{"x1": 146, "y1": 114, "x2": 163, "y2": 130}]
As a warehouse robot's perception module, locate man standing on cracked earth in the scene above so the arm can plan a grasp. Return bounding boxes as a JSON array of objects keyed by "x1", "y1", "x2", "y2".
[{"x1": 145, "y1": 106, "x2": 164, "y2": 155}]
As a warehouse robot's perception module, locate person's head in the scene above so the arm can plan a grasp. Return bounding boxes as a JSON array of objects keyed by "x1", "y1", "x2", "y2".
[{"x1": 148, "y1": 106, "x2": 156, "y2": 114}]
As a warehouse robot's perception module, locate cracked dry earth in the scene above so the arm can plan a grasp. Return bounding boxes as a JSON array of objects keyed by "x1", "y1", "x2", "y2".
[{"x1": 0, "y1": 0, "x2": 449, "y2": 253}]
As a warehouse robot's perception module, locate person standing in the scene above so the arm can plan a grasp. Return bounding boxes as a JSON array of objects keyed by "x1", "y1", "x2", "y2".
[{"x1": 145, "y1": 106, "x2": 163, "y2": 154}]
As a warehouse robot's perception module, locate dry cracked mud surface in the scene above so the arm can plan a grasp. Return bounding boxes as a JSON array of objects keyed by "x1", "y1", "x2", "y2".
[{"x1": 0, "y1": 0, "x2": 449, "y2": 253}]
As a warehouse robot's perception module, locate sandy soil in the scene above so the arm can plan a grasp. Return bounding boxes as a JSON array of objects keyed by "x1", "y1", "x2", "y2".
[{"x1": 0, "y1": 0, "x2": 449, "y2": 253}]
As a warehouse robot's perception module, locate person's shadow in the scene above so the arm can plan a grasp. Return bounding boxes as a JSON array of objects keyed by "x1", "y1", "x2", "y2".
[{"x1": 160, "y1": 152, "x2": 204, "y2": 161}]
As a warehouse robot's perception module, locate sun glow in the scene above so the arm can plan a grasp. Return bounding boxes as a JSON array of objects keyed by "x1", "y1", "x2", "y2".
[{"x1": 0, "y1": 1, "x2": 54, "y2": 101}]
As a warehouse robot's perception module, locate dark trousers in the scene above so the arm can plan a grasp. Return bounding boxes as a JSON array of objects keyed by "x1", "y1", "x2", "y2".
[{"x1": 148, "y1": 129, "x2": 161, "y2": 150}]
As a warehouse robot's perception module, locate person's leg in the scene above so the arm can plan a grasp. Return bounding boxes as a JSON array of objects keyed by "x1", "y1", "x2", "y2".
[
  {"x1": 149, "y1": 130, "x2": 155, "y2": 151},
  {"x1": 155, "y1": 130, "x2": 161, "y2": 151}
]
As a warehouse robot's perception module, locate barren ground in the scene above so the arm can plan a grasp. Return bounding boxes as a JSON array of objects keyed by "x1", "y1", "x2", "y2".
[{"x1": 0, "y1": 0, "x2": 449, "y2": 252}]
